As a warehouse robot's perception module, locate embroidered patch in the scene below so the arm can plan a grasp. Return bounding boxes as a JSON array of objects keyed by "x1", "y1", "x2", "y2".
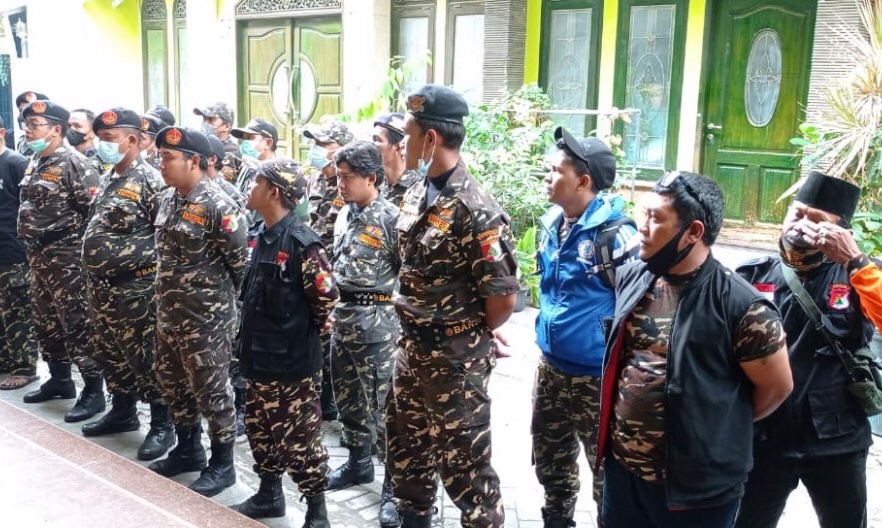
[
  {"x1": 482, "y1": 240, "x2": 502, "y2": 262},
  {"x1": 187, "y1": 203, "x2": 206, "y2": 214},
  {"x1": 123, "y1": 181, "x2": 142, "y2": 193},
  {"x1": 31, "y1": 101, "x2": 47, "y2": 114},
  {"x1": 140, "y1": 118, "x2": 150, "y2": 131},
  {"x1": 275, "y1": 250, "x2": 289, "y2": 272},
  {"x1": 45, "y1": 166, "x2": 62, "y2": 175},
  {"x1": 41, "y1": 172, "x2": 60, "y2": 183},
  {"x1": 316, "y1": 269, "x2": 334, "y2": 294},
  {"x1": 88, "y1": 186, "x2": 98, "y2": 199},
  {"x1": 829, "y1": 283, "x2": 851, "y2": 310},
  {"x1": 332, "y1": 196, "x2": 345, "y2": 208},
  {"x1": 753, "y1": 283, "x2": 776, "y2": 303},
  {"x1": 182, "y1": 210, "x2": 206, "y2": 226},
  {"x1": 101, "y1": 111, "x2": 118, "y2": 126},
  {"x1": 165, "y1": 128, "x2": 183, "y2": 145},
  {"x1": 117, "y1": 189, "x2": 140, "y2": 201},
  {"x1": 357, "y1": 233, "x2": 383, "y2": 249},
  {"x1": 25, "y1": 92, "x2": 36, "y2": 103},
  {"x1": 578, "y1": 239, "x2": 595, "y2": 261},
  {"x1": 364, "y1": 225, "x2": 384, "y2": 238},
  {"x1": 222, "y1": 214, "x2": 239, "y2": 233},
  {"x1": 428, "y1": 213, "x2": 450, "y2": 232},
  {"x1": 407, "y1": 95, "x2": 426, "y2": 113}
]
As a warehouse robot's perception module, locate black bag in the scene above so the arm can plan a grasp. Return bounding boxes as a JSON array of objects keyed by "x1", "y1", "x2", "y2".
[{"x1": 782, "y1": 266, "x2": 882, "y2": 417}]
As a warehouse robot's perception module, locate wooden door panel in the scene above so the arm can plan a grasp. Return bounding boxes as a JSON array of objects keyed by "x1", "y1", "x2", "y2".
[
  {"x1": 759, "y1": 167, "x2": 797, "y2": 222},
  {"x1": 292, "y1": 17, "x2": 342, "y2": 158},
  {"x1": 240, "y1": 22, "x2": 293, "y2": 153}
]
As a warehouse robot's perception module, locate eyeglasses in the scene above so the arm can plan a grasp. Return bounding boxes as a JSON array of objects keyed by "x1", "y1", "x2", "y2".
[
  {"x1": 658, "y1": 171, "x2": 712, "y2": 221},
  {"x1": 23, "y1": 121, "x2": 52, "y2": 131}
]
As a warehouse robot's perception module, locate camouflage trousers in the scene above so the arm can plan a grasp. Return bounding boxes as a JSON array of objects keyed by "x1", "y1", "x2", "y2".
[
  {"x1": 531, "y1": 356, "x2": 602, "y2": 517},
  {"x1": 26, "y1": 242, "x2": 98, "y2": 376},
  {"x1": 385, "y1": 340, "x2": 504, "y2": 527},
  {"x1": 245, "y1": 375, "x2": 329, "y2": 495},
  {"x1": 0, "y1": 262, "x2": 37, "y2": 371},
  {"x1": 87, "y1": 276, "x2": 162, "y2": 402},
  {"x1": 331, "y1": 337, "x2": 395, "y2": 461},
  {"x1": 154, "y1": 326, "x2": 235, "y2": 444}
]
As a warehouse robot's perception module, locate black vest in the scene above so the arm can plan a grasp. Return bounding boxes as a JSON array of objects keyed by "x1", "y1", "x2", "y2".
[
  {"x1": 239, "y1": 214, "x2": 323, "y2": 382},
  {"x1": 598, "y1": 257, "x2": 775, "y2": 508}
]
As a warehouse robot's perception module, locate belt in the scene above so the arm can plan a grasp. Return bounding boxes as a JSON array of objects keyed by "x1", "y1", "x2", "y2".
[
  {"x1": 23, "y1": 229, "x2": 75, "y2": 249},
  {"x1": 338, "y1": 290, "x2": 394, "y2": 306},
  {"x1": 401, "y1": 317, "x2": 485, "y2": 346},
  {"x1": 89, "y1": 264, "x2": 157, "y2": 287}
]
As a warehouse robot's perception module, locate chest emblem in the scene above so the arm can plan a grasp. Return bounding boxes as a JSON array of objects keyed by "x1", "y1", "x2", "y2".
[
  {"x1": 829, "y1": 283, "x2": 851, "y2": 310},
  {"x1": 274, "y1": 250, "x2": 289, "y2": 272},
  {"x1": 577, "y1": 239, "x2": 595, "y2": 262}
]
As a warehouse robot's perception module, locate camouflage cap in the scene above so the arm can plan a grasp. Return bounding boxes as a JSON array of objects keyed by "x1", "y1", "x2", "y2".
[
  {"x1": 92, "y1": 108, "x2": 142, "y2": 132},
  {"x1": 257, "y1": 159, "x2": 308, "y2": 203},
  {"x1": 155, "y1": 126, "x2": 212, "y2": 159},
  {"x1": 303, "y1": 118, "x2": 353, "y2": 146},
  {"x1": 406, "y1": 84, "x2": 469, "y2": 124},
  {"x1": 194, "y1": 102, "x2": 234, "y2": 125},
  {"x1": 22, "y1": 100, "x2": 69, "y2": 124}
]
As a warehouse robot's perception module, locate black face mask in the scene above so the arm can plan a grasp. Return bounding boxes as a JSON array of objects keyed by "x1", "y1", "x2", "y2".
[
  {"x1": 643, "y1": 223, "x2": 695, "y2": 276},
  {"x1": 66, "y1": 129, "x2": 88, "y2": 146}
]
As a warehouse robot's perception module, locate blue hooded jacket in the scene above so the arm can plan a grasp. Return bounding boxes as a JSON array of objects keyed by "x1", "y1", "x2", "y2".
[{"x1": 535, "y1": 194, "x2": 636, "y2": 376}]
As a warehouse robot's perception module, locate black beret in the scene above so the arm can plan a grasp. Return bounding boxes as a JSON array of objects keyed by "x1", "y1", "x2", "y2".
[
  {"x1": 147, "y1": 105, "x2": 176, "y2": 126},
  {"x1": 795, "y1": 171, "x2": 862, "y2": 222},
  {"x1": 15, "y1": 91, "x2": 48, "y2": 107},
  {"x1": 92, "y1": 108, "x2": 142, "y2": 132},
  {"x1": 155, "y1": 126, "x2": 212, "y2": 159},
  {"x1": 207, "y1": 134, "x2": 226, "y2": 161},
  {"x1": 554, "y1": 127, "x2": 617, "y2": 191},
  {"x1": 405, "y1": 84, "x2": 469, "y2": 124},
  {"x1": 139, "y1": 114, "x2": 166, "y2": 136},
  {"x1": 22, "y1": 100, "x2": 69, "y2": 124}
]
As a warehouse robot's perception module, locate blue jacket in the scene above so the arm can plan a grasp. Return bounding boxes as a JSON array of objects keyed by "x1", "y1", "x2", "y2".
[{"x1": 535, "y1": 194, "x2": 635, "y2": 376}]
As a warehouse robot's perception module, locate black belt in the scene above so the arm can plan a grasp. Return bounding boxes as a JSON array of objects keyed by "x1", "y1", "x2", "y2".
[
  {"x1": 401, "y1": 318, "x2": 485, "y2": 345},
  {"x1": 338, "y1": 290, "x2": 394, "y2": 305},
  {"x1": 89, "y1": 264, "x2": 157, "y2": 287},
  {"x1": 23, "y1": 229, "x2": 75, "y2": 248}
]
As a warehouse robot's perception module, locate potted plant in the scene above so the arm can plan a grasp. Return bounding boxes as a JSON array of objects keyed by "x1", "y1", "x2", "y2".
[{"x1": 514, "y1": 226, "x2": 540, "y2": 312}]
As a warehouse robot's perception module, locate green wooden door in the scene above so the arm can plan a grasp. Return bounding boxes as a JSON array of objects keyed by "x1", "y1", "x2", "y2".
[
  {"x1": 238, "y1": 17, "x2": 342, "y2": 158},
  {"x1": 701, "y1": 0, "x2": 816, "y2": 223}
]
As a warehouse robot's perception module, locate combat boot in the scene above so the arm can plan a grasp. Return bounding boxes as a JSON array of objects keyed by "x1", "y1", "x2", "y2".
[
  {"x1": 541, "y1": 507, "x2": 576, "y2": 528},
  {"x1": 137, "y1": 402, "x2": 176, "y2": 461},
  {"x1": 301, "y1": 493, "x2": 330, "y2": 528},
  {"x1": 148, "y1": 426, "x2": 207, "y2": 477},
  {"x1": 399, "y1": 510, "x2": 432, "y2": 528},
  {"x1": 378, "y1": 472, "x2": 401, "y2": 527},
  {"x1": 234, "y1": 387, "x2": 246, "y2": 439},
  {"x1": 23, "y1": 362, "x2": 76, "y2": 403},
  {"x1": 82, "y1": 392, "x2": 139, "y2": 436},
  {"x1": 327, "y1": 444, "x2": 374, "y2": 491},
  {"x1": 64, "y1": 374, "x2": 106, "y2": 422},
  {"x1": 234, "y1": 473, "x2": 286, "y2": 519},
  {"x1": 189, "y1": 440, "x2": 236, "y2": 497}
]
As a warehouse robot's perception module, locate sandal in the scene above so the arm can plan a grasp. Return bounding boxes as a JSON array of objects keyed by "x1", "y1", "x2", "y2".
[{"x1": 0, "y1": 367, "x2": 40, "y2": 390}]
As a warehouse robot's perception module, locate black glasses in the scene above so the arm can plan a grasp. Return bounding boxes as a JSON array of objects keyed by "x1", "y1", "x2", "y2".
[{"x1": 658, "y1": 171, "x2": 712, "y2": 221}]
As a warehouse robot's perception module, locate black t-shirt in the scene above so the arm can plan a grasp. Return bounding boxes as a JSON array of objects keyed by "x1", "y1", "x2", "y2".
[{"x1": 0, "y1": 148, "x2": 30, "y2": 264}]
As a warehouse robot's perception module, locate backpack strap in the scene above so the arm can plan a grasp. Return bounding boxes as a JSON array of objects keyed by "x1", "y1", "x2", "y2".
[{"x1": 592, "y1": 216, "x2": 637, "y2": 289}]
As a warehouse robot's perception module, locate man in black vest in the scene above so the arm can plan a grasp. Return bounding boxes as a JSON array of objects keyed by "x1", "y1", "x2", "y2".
[
  {"x1": 597, "y1": 172, "x2": 793, "y2": 528},
  {"x1": 735, "y1": 171, "x2": 881, "y2": 528}
]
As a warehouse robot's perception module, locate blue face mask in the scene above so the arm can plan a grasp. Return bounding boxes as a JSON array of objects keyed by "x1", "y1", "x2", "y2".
[
  {"x1": 97, "y1": 140, "x2": 126, "y2": 165},
  {"x1": 27, "y1": 137, "x2": 49, "y2": 154},
  {"x1": 240, "y1": 139, "x2": 259, "y2": 159},
  {"x1": 309, "y1": 144, "x2": 330, "y2": 170},
  {"x1": 416, "y1": 137, "x2": 435, "y2": 176}
]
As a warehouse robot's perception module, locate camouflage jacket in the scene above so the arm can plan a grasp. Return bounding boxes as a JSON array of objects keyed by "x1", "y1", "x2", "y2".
[
  {"x1": 83, "y1": 158, "x2": 166, "y2": 278},
  {"x1": 220, "y1": 137, "x2": 242, "y2": 184},
  {"x1": 214, "y1": 175, "x2": 247, "y2": 211},
  {"x1": 380, "y1": 169, "x2": 422, "y2": 209},
  {"x1": 395, "y1": 161, "x2": 519, "y2": 362},
  {"x1": 18, "y1": 145, "x2": 99, "y2": 241},
  {"x1": 331, "y1": 197, "x2": 401, "y2": 344},
  {"x1": 307, "y1": 169, "x2": 344, "y2": 255},
  {"x1": 154, "y1": 177, "x2": 247, "y2": 333}
]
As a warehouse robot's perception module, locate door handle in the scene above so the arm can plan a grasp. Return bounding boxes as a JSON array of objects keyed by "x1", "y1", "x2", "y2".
[{"x1": 707, "y1": 122, "x2": 723, "y2": 131}]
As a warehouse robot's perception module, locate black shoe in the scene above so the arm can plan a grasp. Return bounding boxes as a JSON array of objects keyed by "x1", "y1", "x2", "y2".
[
  {"x1": 327, "y1": 445, "x2": 374, "y2": 491},
  {"x1": 23, "y1": 362, "x2": 76, "y2": 403},
  {"x1": 301, "y1": 493, "x2": 330, "y2": 528},
  {"x1": 189, "y1": 440, "x2": 236, "y2": 497},
  {"x1": 541, "y1": 507, "x2": 576, "y2": 528},
  {"x1": 64, "y1": 374, "x2": 106, "y2": 423},
  {"x1": 379, "y1": 472, "x2": 401, "y2": 528},
  {"x1": 148, "y1": 426, "x2": 207, "y2": 477},
  {"x1": 234, "y1": 473, "x2": 286, "y2": 519},
  {"x1": 137, "y1": 402, "x2": 176, "y2": 461},
  {"x1": 234, "y1": 387, "x2": 246, "y2": 438},
  {"x1": 400, "y1": 510, "x2": 432, "y2": 528},
  {"x1": 82, "y1": 392, "x2": 139, "y2": 437}
]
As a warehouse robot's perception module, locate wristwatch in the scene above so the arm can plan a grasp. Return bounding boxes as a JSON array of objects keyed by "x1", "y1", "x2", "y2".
[{"x1": 847, "y1": 253, "x2": 871, "y2": 276}]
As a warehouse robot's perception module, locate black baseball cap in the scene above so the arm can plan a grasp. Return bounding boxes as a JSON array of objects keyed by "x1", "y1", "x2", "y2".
[
  {"x1": 373, "y1": 113, "x2": 406, "y2": 135},
  {"x1": 554, "y1": 126, "x2": 617, "y2": 191},
  {"x1": 232, "y1": 118, "x2": 278, "y2": 146},
  {"x1": 155, "y1": 126, "x2": 212, "y2": 158}
]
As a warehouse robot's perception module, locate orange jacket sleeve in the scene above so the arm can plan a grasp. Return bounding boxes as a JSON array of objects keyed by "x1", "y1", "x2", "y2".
[{"x1": 850, "y1": 262, "x2": 882, "y2": 333}]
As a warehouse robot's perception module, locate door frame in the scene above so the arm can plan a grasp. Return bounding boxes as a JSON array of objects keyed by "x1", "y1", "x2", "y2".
[{"x1": 233, "y1": 0, "x2": 342, "y2": 20}]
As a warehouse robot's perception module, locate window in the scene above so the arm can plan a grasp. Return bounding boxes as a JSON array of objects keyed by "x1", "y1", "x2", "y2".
[
  {"x1": 446, "y1": 0, "x2": 484, "y2": 104},
  {"x1": 141, "y1": 0, "x2": 168, "y2": 109},
  {"x1": 173, "y1": 0, "x2": 188, "y2": 118},
  {"x1": 391, "y1": 0, "x2": 435, "y2": 95}
]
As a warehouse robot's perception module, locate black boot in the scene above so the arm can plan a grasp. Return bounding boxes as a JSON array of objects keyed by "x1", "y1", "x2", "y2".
[
  {"x1": 137, "y1": 402, "x2": 176, "y2": 461},
  {"x1": 234, "y1": 473, "x2": 286, "y2": 519},
  {"x1": 320, "y1": 370, "x2": 337, "y2": 421},
  {"x1": 400, "y1": 510, "x2": 432, "y2": 528},
  {"x1": 189, "y1": 440, "x2": 236, "y2": 497},
  {"x1": 379, "y1": 472, "x2": 401, "y2": 528},
  {"x1": 327, "y1": 444, "x2": 374, "y2": 491},
  {"x1": 22, "y1": 362, "x2": 76, "y2": 403},
  {"x1": 301, "y1": 493, "x2": 330, "y2": 528},
  {"x1": 234, "y1": 387, "x2": 246, "y2": 439},
  {"x1": 64, "y1": 374, "x2": 106, "y2": 423},
  {"x1": 81, "y1": 392, "x2": 139, "y2": 437},
  {"x1": 148, "y1": 426, "x2": 207, "y2": 477},
  {"x1": 541, "y1": 507, "x2": 576, "y2": 528}
]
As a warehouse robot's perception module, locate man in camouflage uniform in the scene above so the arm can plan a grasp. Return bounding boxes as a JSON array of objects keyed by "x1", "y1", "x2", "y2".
[
  {"x1": 325, "y1": 141, "x2": 401, "y2": 527},
  {"x1": 303, "y1": 118, "x2": 353, "y2": 422},
  {"x1": 195, "y1": 102, "x2": 241, "y2": 184},
  {"x1": 14, "y1": 91, "x2": 48, "y2": 155},
  {"x1": 208, "y1": 134, "x2": 246, "y2": 210},
  {"x1": 233, "y1": 159, "x2": 337, "y2": 527},
  {"x1": 78, "y1": 108, "x2": 175, "y2": 461},
  {"x1": 17, "y1": 100, "x2": 106, "y2": 423},
  {"x1": 0, "y1": 116, "x2": 39, "y2": 391},
  {"x1": 147, "y1": 126, "x2": 247, "y2": 498},
  {"x1": 372, "y1": 113, "x2": 421, "y2": 208},
  {"x1": 139, "y1": 113, "x2": 166, "y2": 170},
  {"x1": 387, "y1": 85, "x2": 520, "y2": 528}
]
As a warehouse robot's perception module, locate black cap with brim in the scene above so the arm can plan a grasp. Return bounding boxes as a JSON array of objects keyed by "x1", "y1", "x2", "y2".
[
  {"x1": 795, "y1": 171, "x2": 862, "y2": 222},
  {"x1": 155, "y1": 126, "x2": 212, "y2": 158},
  {"x1": 231, "y1": 118, "x2": 278, "y2": 145},
  {"x1": 373, "y1": 113, "x2": 406, "y2": 135},
  {"x1": 553, "y1": 126, "x2": 616, "y2": 191}
]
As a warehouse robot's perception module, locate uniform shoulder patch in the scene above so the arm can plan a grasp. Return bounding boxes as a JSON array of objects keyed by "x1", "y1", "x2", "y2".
[
  {"x1": 829, "y1": 283, "x2": 851, "y2": 310},
  {"x1": 222, "y1": 213, "x2": 240, "y2": 233}
]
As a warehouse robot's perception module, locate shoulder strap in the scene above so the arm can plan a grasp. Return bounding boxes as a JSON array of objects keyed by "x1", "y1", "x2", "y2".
[
  {"x1": 594, "y1": 216, "x2": 637, "y2": 289},
  {"x1": 781, "y1": 265, "x2": 858, "y2": 374}
]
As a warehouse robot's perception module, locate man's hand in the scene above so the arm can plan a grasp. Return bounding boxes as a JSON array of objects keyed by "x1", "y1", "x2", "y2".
[
  {"x1": 801, "y1": 220, "x2": 863, "y2": 265},
  {"x1": 492, "y1": 328, "x2": 512, "y2": 358}
]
